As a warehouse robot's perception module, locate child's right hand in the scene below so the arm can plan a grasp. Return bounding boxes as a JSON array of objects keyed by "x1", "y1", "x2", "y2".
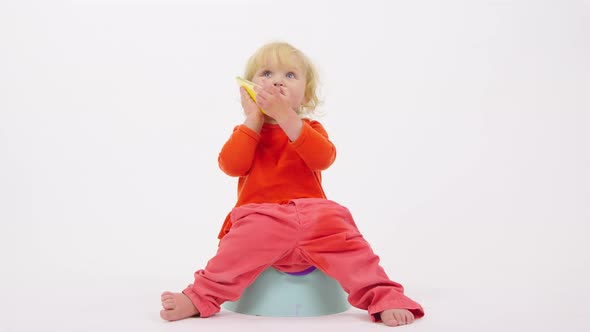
[
  {"x1": 240, "y1": 87, "x2": 262, "y2": 116},
  {"x1": 240, "y1": 87, "x2": 264, "y2": 131}
]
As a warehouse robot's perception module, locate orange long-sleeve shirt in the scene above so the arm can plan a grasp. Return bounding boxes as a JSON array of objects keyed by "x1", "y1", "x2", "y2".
[{"x1": 217, "y1": 119, "x2": 336, "y2": 239}]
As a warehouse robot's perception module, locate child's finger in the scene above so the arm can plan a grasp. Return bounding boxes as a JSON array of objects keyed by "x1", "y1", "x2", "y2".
[
  {"x1": 240, "y1": 86, "x2": 251, "y2": 98},
  {"x1": 254, "y1": 86, "x2": 272, "y2": 98},
  {"x1": 240, "y1": 87, "x2": 254, "y2": 104},
  {"x1": 256, "y1": 98, "x2": 267, "y2": 109},
  {"x1": 256, "y1": 90, "x2": 268, "y2": 101},
  {"x1": 271, "y1": 85, "x2": 282, "y2": 95}
]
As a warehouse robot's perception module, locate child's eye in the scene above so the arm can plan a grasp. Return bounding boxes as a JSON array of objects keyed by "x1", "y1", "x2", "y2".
[
  {"x1": 286, "y1": 72, "x2": 296, "y2": 79},
  {"x1": 262, "y1": 70, "x2": 272, "y2": 78}
]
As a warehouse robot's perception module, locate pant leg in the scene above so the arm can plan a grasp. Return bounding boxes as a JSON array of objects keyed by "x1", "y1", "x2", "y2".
[
  {"x1": 294, "y1": 198, "x2": 425, "y2": 322},
  {"x1": 183, "y1": 202, "x2": 300, "y2": 318}
]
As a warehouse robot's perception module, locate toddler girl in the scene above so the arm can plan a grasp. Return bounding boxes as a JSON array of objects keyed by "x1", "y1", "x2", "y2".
[{"x1": 160, "y1": 42, "x2": 425, "y2": 327}]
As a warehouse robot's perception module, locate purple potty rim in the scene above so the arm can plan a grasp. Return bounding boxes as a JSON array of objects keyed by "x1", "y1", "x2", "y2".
[{"x1": 286, "y1": 266, "x2": 317, "y2": 276}]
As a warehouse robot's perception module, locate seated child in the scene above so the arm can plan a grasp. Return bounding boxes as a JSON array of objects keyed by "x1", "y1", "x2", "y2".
[{"x1": 160, "y1": 41, "x2": 425, "y2": 327}]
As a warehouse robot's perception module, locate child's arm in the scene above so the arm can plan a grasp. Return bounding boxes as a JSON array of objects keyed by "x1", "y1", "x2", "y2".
[
  {"x1": 218, "y1": 125, "x2": 260, "y2": 177},
  {"x1": 217, "y1": 86, "x2": 264, "y2": 177},
  {"x1": 291, "y1": 120, "x2": 336, "y2": 171},
  {"x1": 275, "y1": 109, "x2": 303, "y2": 142}
]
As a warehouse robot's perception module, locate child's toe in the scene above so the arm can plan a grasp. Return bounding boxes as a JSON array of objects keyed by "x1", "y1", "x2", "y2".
[
  {"x1": 160, "y1": 309, "x2": 172, "y2": 321},
  {"x1": 162, "y1": 299, "x2": 176, "y2": 310},
  {"x1": 383, "y1": 318, "x2": 400, "y2": 327},
  {"x1": 381, "y1": 311, "x2": 400, "y2": 326}
]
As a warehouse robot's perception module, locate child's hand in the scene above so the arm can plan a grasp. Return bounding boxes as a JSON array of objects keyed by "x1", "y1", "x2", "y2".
[
  {"x1": 253, "y1": 85, "x2": 295, "y2": 123},
  {"x1": 240, "y1": 87, "x2": 264, "y2": 127}
]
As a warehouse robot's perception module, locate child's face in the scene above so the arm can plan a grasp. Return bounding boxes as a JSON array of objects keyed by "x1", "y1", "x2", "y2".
[{"x1": 251, "y1": 57, "x2": 307, "y2": 112}]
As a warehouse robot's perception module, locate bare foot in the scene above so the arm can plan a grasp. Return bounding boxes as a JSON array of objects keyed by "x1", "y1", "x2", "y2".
[
  {"x1": 380, "y1": 309, "x2": 415, "y2": 327},
  {"x1": 160, "y1": 291, "x2": 200, "y2": 321}
]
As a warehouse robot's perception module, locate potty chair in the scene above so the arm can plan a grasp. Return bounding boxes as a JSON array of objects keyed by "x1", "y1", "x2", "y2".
[{"x1": 222, "y1": 266, "x2": 350, "y2": 317}]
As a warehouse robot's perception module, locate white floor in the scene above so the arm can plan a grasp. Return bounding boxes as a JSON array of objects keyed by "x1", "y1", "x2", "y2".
[{"x1": 2, "y1": 279, "x2": 587, "y2": 332}]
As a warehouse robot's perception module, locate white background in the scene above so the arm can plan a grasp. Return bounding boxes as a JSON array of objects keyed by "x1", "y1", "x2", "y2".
[{"x1": 1, "y1": 0, "x2": 589, "y2": 331}]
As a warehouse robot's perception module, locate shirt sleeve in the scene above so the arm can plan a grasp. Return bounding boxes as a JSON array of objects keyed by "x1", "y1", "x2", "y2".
[
  {"x1": 218, "y1": 125, "x2": 260, "y2": 177},
  {"x1": 290, "y1": 120, "x2": 336, "y2": 171}
]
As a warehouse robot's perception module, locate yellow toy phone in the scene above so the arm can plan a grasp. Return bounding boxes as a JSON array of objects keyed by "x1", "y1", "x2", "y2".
[{"x1": 236, "y1": 76, "x2": 267, "y2": 115}]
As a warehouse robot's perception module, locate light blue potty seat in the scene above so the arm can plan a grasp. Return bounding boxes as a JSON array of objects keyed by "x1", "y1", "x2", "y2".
[{"x1": 222, "y1": 266, "x2": 350, "y2": 317}]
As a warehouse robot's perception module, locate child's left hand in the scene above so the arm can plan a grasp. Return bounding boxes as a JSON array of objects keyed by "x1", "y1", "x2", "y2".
[{"x1": 253, "y1": 85, "x2": 295, "y2": 123}]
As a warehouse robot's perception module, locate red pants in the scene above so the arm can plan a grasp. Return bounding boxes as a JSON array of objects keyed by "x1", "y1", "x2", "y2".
[{"x1": 183, "y1": 198, "x2": 424, "y2": 321}]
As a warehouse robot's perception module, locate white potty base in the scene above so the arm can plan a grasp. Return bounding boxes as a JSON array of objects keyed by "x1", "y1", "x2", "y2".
[{"x1": 222, "y1": 267, "x2": 350, "y2": 317}]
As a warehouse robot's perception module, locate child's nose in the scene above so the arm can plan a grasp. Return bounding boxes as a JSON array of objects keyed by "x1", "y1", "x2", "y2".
[{"x1": 273, "y1": 81, "x2": 285, "y2": 87}]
